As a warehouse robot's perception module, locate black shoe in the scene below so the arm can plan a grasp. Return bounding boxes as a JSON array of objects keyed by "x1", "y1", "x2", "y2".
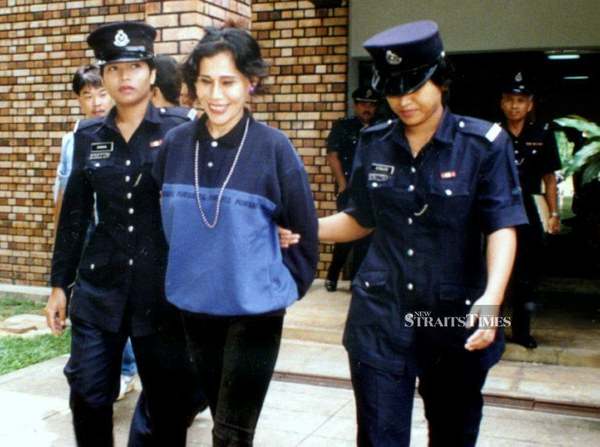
[
  {"x1": 510, "y1": 334, "x2": 538, "y2": 349},
  {"x1": 325, "y1": 280, "x2": 337, "y2": 292}
]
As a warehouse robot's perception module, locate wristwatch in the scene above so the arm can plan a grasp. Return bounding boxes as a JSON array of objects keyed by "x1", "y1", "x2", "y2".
[{"x1": 550, "y1": 212, "x2": 560, "y2": 218}]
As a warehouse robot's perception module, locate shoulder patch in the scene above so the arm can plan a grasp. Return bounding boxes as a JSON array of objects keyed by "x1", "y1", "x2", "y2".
[
  {"x1": 362, "y1": 118, "x2": 396, "y2": 134},
  {"x1": 455, "y1": 115, "x2": 501, "y2": 143},
  {"x1": 485, "y1": 123, "x2": 503, "y2": 142}
]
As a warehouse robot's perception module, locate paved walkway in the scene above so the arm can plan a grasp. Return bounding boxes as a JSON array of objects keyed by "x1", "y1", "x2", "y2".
[{"x1": 1, "y1": 347, "x2": 600, "y2": 446}]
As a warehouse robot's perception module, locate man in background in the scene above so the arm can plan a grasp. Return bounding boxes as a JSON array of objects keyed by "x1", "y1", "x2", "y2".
[{"x1": 325, "y1": 86, "x2": 379, "y2": 292}]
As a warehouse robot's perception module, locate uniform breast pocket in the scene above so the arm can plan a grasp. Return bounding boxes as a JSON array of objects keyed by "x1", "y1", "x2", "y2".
[
  {"x1": 425, "y1": 180, "x2": 472, "y2": 227},
  {"x1": 78, "y1": 251, "x2": 117, "y2": 288},
  {"x1": 86, "y1": 158, "x2": 119, "y2": 179}
]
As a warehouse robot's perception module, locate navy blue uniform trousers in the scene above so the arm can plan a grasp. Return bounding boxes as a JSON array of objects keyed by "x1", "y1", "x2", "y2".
[
  {"x1": 65, "y1": 317, "x2": 199, "y2": 447},
  {"x1": 350, "y1": 349, "x2": 489, "y2": 447}
]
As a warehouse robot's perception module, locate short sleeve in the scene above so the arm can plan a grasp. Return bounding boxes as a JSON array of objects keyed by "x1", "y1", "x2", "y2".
[
  {"x1": 541, "y1": 127, "x2": 562, "y2": 173},
  {"x1": 326, "y1": 120, "x2": 344, "y2": 154},
  {"x1": 477, "y1": 131, "x2": 529, "y2": 234},
  {"x1": 343, "y1": 137, "x2": 376, "y2": 229}
]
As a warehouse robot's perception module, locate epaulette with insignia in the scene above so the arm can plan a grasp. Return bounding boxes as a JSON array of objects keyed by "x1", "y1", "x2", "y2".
[
  {"x1": 362, "y1": 118, "x2": 396, "y2": 134},
  {"x1": 75, "y1": 116, "x2": 104, "y2": 132},
  {"x1": 159, "y1": 106, "x2": 196, "y2": 122},
  {"x1": 455, "y1": 116, "x2": 502, "y2": 143}
]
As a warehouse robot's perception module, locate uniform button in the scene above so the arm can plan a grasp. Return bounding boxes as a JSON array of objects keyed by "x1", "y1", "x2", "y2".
[
  {"x1": 128, "y1": 225, "x2": 134, "y2": 232},
  {"x1": 94, "y1": 162, "x2": 100, "y2": 167},
  {"x1": 129, "y1": 259, "x2": 134, "y2": 266},
  {"x1": 407, "y1": 217, "x2": 413, "y2": 225},
  {"x1": 406, "y1": 283, "x2": 414, "y2": 291},
  {"x1": 407, "y1": 249, "x2": 414, "y2": 257},
  {"x1": 160, "y1": 107, "x2": 166, "y2": 113},
  {"x1": 465, "y1": 299, "x2": 472, "y2": 306},
  {"x1": 445, "y1": 189, "x2": 453, "y2": 196},
  {"x1": 125, "y1": 160, "x2": 131, "y2": 166},
  {"x1": 515, "y1": 150, "x2": 519, "y2": 155},
  {"x1": 207, "y1": 161, "x2": 214, "y2": 168},
  {"x1": 364, "y1": 281, "x2": 370, "y2": 288},
  {"x1": 408, "y1": 185, "x2": 415, "y2": 192},
  {"x1": 371, "y1": 182, "x2": 378, "y2": 188},
  {"x1": 459, "y1": 121, "x2": 465, "y2": 128},
  {"x1": 211, "y1": 141, "x2": 218, "y2": 148},
  {"x1": 532, "y1": 149, "x2": 537, "y2": 154},
  {"x1": 410, "y1": 166, "x2": 416, "y2": 174},
  {"x1": 125, "y1": 175, "x2": 131, "y2": 182},
  {"x1": 90, "y1": 263, "x2": 95, "y2": 270},
  {"x1": 127, "y1": 192, "x2": 132, "y2": 199},
  {"x1": 128, "y1": 208, "x2": 134, "y2": 215},
  {"x1": 387, "y1": 119, "x2": 393, "y2": 125}
]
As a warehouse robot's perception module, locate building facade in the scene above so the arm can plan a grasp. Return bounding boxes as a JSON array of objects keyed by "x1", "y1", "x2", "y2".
[{"x1": 0, "y1": 0, "x2": 348, "y2": 286}]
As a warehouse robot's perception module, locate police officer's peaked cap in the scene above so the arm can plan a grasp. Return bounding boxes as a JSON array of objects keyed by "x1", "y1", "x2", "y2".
[
  {"x1": 352, "y1": 86, "x2": 379, "y2": 103},
  {"x1": 87, "y1": 21, "x2": 156, "y2": 65},
  {"x1": 501, "y1": 71, "x2": 534, "y2": 96},
  {"x1": 364, "y1": 20, "x2": 444, "y2": 96}
]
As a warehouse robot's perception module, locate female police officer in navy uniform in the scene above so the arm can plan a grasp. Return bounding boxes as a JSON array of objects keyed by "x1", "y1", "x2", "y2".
[
  {"x1": 319, "y1": 21, "x2": 528, "y2": 446},
  {"x1": 45, "y1": 22, "x2": 200, "y2": 446}
]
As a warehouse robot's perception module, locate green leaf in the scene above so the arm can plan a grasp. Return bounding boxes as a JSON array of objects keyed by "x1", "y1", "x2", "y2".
[
  {"x1": 563, "y1": 140, "x2": 600, "y2": 176},
  {"x1": 581, "y1": 157, "x2": 600, "y2": 184},
  {"x1": 554, "y1": 116, "x2": 600, "y2": 137}
]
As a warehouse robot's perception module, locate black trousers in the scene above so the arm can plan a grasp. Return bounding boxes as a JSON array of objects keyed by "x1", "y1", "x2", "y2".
[
  {"x1": 509, "y1": 203, "x2": 545, "y2": 338},
  {"x1": 349, "y1": 350, "x2": 489, "y2": 447},
  {"x1": 182, "y1": 313, "x2": 284, "y2": 447},
  {"x1": 326, "y1": 236, "x2": 371, "y2": 283},
  {"x1": 65, "y1": 317, "x2": 198, "y2": 447}
]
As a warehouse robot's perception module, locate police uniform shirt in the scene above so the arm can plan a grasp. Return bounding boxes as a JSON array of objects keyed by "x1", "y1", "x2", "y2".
[
  {"x1": 505, "y1": 121, "x2": 561, "y2": 195},
  {"x1": 51, "y1": 104, "x2": 191, "y2": 336},
  {"x1": 343, "y1": 110, "x2": 528, "y2": 373},
  {"x1": 326, "y1": 117, "x2": 366, "y2": 181}
]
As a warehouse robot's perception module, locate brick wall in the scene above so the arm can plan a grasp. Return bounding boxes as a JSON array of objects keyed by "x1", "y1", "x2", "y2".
[
  {"x1": 251, "y1": 0, "x2": 349, "y2": 277},
  {"x1": 0, "y1": 0, "x2": 251, "y2": 286}
]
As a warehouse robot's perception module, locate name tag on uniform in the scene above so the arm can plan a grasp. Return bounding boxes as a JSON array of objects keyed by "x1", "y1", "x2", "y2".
[
  {"x1": 368, "y1": 173, "x2": 390, "y2": 182},
  {"x1": 371, "y1": 163, "x2": 395, "y2": 176},
  {"x1": 440, "y1": 170, "x2": 456, "y2": 179},
  {"x1": 89, "y1": 142, "x2": 114, "y2": 160},
  {"x1": 149, "y1": 139, "x2": 163, "y2": 148}
]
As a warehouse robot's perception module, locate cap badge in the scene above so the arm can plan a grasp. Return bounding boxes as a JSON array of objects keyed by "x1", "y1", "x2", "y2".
[
  {"x1": 386, "y1": 50, "x2": 402, "y2": 66},
  {"x1": 366, "y1": 89, "x2": 373, "y2": 98},
  {"x1": 114, "y1": 29, "x2": 130, "y2": 47},
  {"x1": 514, "y1": 72, "x2": 523, "y2": 82}
]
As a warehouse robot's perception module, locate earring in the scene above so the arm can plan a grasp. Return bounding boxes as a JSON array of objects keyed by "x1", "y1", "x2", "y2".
[{"x1": 249, "y1": 85, "x2": 256, "y2": 95}]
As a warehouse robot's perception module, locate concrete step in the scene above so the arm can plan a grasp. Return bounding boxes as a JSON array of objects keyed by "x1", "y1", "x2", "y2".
[
  {"x1": 284, "y1": 279, "x2": 600, "y2": 369},
  {"x1": 275, "y1": 338, "x2": 600, "y2": 413}
]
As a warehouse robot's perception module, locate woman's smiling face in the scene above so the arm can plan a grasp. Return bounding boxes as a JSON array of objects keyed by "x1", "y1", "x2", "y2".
[{"x1": 195, "y1": 51, "x2": 252, "y2": 137}]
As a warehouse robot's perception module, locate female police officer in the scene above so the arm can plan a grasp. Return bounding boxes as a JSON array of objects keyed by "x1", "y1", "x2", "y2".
[
  {"x1": 45, "y1": 22, "x2": 199, "y2": 446},
  {"x1": 319, "y1": 21, "x2": 528, "y2": 446}
]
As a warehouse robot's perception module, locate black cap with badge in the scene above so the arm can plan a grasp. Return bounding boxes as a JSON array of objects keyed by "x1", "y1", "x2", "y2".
[
  {"x1": 87, "y1": 21, "x2": 156, "y2": 66},
  {"x1": 501, "y1": 71, "x2": 534, "y2": 96},
  {"x1": 352, "y1": 86, "x2": 380, "y2": 103},
  {"x1": 363, "y1": 20, "x2": 444, "y2": 96}
]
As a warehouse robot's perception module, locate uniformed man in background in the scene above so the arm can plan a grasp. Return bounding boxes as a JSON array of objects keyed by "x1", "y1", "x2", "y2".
[
  {"x1": 325, "y1": 86, "x2": 379, "y2": 292},
  {"x1": 500, "y1": 73, "x2": 562, "y2": 349}
]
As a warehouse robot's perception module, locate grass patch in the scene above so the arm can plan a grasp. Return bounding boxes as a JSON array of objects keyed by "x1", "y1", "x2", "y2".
[
  {"x1": 0, "y1": 330, "x2": 71, "y2": 375},
  {"x1": 0, "y1": 296, "x2": 70, "y2": 375},
  {"x1": 0, "y1": 297, "x2": 45, "y2": 320}
]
